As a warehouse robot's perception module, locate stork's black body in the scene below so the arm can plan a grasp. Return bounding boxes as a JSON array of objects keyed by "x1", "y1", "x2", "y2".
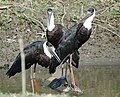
[
  {"x1": 46, "y1": 24, "x2": 67, "y2": 48},
  {"x1": 6, "y1": 40, "x2": 61, "y2": 78},
  {"x1": 49, "y1": 8, "x2": 95, "y2": 74}
]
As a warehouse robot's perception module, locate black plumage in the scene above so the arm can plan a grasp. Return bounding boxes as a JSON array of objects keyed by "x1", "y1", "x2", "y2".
[
  {"x1": 46, "y1": 24, "x2": 67, "y2": 48},
  {"x1": 49, "y1": 27, "x2": 78, "y2": 73},
  {"x1": 6, "y1": 41, "x2": 51, "y2": 78}
]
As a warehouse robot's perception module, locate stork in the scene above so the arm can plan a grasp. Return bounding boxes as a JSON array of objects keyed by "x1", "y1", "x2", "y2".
[
  {"x1": 6, "y1": 41, "x2": 61, "y2": 94},
  {"x1": 46, "y1": 8, "x2": 80, "y2": 81},
  {"x1": 49, "y1": 7, "x2": 96, "y2": 92}
]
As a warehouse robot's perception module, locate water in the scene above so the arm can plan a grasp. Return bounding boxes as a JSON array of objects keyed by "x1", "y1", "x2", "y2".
[{"x1": 0, "y1": 65, "x2": 120, "y2": 97}]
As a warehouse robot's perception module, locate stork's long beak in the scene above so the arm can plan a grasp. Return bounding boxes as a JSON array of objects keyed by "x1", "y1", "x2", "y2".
[
  {"x1": 48, "y1": 13, "x2": 52, "y2": 25},
  {"x1": 49, "y1": 48, "x2": 61, "y2": 63},
  {"x1": 47, "y1": 8, "x2": 55, "y2": 31},
  {"x1": 47, "y1": 9, "x2": 53, "y2": 25},
  {"x1": 46, "y1": 42, "x2": 61, "y2": 63}
]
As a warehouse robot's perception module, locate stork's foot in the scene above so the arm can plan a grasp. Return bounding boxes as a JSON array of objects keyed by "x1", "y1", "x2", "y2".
[
  {"x1": 63, "y1": 84, "x2": 83, "y2": 93},
  {"x1": 72, "y1": 84, "x2": 83, "y2": 93},
  {"x1": 63, "y1": 85, "x2": 71, "y2": 92}
]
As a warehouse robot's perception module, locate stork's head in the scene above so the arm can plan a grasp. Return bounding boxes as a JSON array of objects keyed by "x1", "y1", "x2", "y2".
[
  {"x1": 87, "y1": 7, "x2": 95, "y2": 16},
  {"x1": 83, "y1": 7, "x2": 96, "y2": 30},
  {"x1": 47, "y1": 8, "x2": 55, "y2": 31}
]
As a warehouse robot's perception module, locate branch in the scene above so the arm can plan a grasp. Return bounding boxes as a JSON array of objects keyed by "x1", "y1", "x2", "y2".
[
  {"x1": 58, "y1": 1, "x2": 66, "y2": 26},
  {"x1": 80, "y1": 1, "x2": 84, "y2": 18},
  {"x1": 95, "y1": 18, "x2": 117, "y2": 30},
  {"x1": 61, "y1": 5, "x2": 66, "y2": 26},
  {"x1": 91, "y1": 25, "x2": 97, "y2": 38},
  {"x1": 0, "y1": 5, "x2": 12, "y2": 10},
  {"x1": 93, "y1": 23, "x2": 120, "y2": 38},
  {"x1": 23, "y1": 13, "x2": 46, "y2": 32},
  {"x1": 36, "y1": 32, "x2": 46, "y2": 39}
]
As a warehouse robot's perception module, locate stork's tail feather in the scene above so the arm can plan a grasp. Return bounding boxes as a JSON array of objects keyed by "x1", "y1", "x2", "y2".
[
  {"x1": 6, "y1": 68, "x2": 14, "y2": 78},
  {"x1": 6, "y1": 65, "x2": 15, "y2": 78},
  {"x1": 6, "y1": 61, "x2": 21, "y2": 78}
]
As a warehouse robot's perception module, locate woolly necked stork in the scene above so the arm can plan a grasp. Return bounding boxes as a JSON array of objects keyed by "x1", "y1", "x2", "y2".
[
  {"x1": 6, "y1": 41, "x2": 61, "y2": 94},
  {"x1": 46, "y1": 8, "x2": 80, "y2": 89},
  {"x1": 49, "y1": 7, "x2": 96, "y2": 92},
  {"x1": 46, "y1": 8, "x2": 80, "y2": 72}
]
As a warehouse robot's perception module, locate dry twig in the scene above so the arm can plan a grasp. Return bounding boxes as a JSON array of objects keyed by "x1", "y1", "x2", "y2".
[
  {"x1": 58, "y1": 1, "x2": 66, "y2": 26},
  {"x1": 36, "y1": 32, "x2": 46, "y2": 39},
  {"x1": 61, "y1": 5, "x2": 66, "y2": 26},
  {"x1": 0, "y1": 5, "x2": 12, "y2": 10},
  {"x1": 93, "y1": 23, "x2": 120, "y2": 38},
  {"x1": 91, "y1": 25, "x2": 97, "y2": 38},
  {"x1": 23, "y1": 13, "x2": 46, "y2": 32},
  {"x1": 80, "y1": 1, "x2": 84, "y2": 18},
  {"x1": 95, "y1": 18, "x2": 118, "y2": 31}
]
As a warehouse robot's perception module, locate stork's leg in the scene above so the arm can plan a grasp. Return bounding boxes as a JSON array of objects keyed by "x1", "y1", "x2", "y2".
[
  {"x1": 69, "y1": 55, "x2": 76, "y2": 86},
  {"x1": 30, "y1": 66, "x2": 34, "y2": 93},
  {"x1": 33, "y1": 64, "x2": 38, "y2": 94},
  {"x1": 61, "y1": 64, "x2": 64, "y2": 76},
  {"x1": 69, "y1": 55, "x2": 83, "y2": 93},
  {"x1": 64, "y1": 62, "x2": 69, "y2": 86},
  {"x1": 63, "y1": 58, "x2": 75, "y2": 92},
  {"x1": 65, "y1": 62, "x2": 68, "y2": 79}
]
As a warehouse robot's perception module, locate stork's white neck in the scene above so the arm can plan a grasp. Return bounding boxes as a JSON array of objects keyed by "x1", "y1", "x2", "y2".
[
  {"x1": 47, "y1": 13, "x2": 55, "y2": 31},
  {"x1": 83, "y1": 12, "x2": 95, "y2": 30},
  {"x1": 43, "y1": 41, "x2": 52, "y2": 58}
]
